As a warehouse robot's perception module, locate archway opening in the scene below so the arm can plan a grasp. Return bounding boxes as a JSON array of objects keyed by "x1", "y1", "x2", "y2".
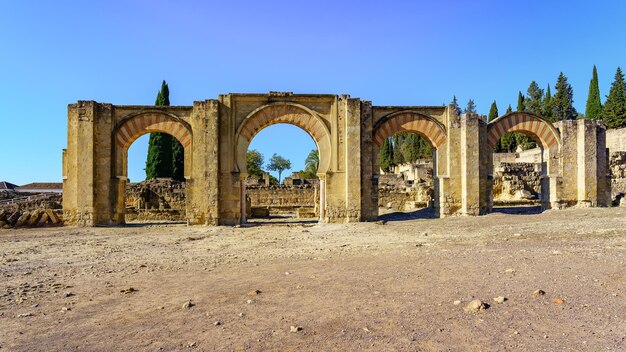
[
  {"x1": 490, "y1": 131, "x2": 544, "y2": 214},
  {"x1": 243, "y1": 123, "x2": 321, "y2": 224},
  {"x1": 125, "y1": 132, "x2": 187, "y2": 225},
  {"x1": 487, "y1": 113, "x2": 559, "y2": 215},
  {"x1": 376, "y1": 132, "x2": 437, "y2": 221}
]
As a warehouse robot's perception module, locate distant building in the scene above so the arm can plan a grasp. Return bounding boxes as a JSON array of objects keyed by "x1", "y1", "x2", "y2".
[
  {"x1": 0, "y1": 181, "x2": 19, "y2": 191},
  {"x1": 15, "y1": 182, "x2": 63, "y2": 193}
]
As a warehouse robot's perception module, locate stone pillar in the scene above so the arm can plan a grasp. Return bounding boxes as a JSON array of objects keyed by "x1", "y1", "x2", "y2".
[
  {"x1": 460, "y1": 113, "x2": 483, "y2": 215},
  {"x1": 186, "y1": 100, "x2": 220, "y2": 225},
  {"x1": 345, "y1": 97, "x2": 362, "y2": 221},
  {"x1": 576, "y1": 120, "x2": 610, "y2": 206},
  {"x1": 359, "y1": 101, "x2": 377, "y2": 221},
  {"x1": 319, "y1": 175, "x2": 326, "y2": 222},
  {"x1": 62, "y1": 101, "x2": 115, "y2": 226}
]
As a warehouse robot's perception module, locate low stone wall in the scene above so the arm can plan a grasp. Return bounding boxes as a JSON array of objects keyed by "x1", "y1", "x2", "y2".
[
  {"x1": 126, "y1": 179, "x2": 185, "y2": 211},
  {"x1": 247, "y1": 184, "x2": 318, "y2": 216},
  {"x1": 607, "y1": 127, "x2": 626, "y2": 152},
  {"x1": 378, "y1": 173, "x2": 434, "y2": 210},
  {"x1": 493, "y1": 163, "x2": 542, "y2": 204},
  {"x1": 610, "y1": 152, "x2": 626, "y2": 203}
]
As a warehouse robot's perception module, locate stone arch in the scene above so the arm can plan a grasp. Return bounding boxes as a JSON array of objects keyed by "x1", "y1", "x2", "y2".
[
  {"x1": 487, "y1": 112, "x2": 560, "y2": 150},
  {"x1": 373, "y1": 111, "x2": 447, "y2": 149},
  {"x1": 486, "y1": 112, "x2": 561, "y2": 212},
  {"x1": 113, "y1": 111, "x2": 193, "y2": 179},
  {"x1": 235, "y1": 103, "x2": 332, "y2": 176}
]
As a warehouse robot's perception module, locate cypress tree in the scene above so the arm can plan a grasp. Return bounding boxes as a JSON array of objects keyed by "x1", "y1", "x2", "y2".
[
  {"x1": 525, "y1": 81, "x2": 544, "y2": 114},
  {"x1": 145, "y1": 81, "x2": 174, "y2": 179},
  {"x1": 392, "y1": 134, "x2": 405, "y2": 166},
  {"x1": 464, "y1": 99, "x2": 477, "y2": 114},
  {"x1": 379, "y1": 138, "x2": 393, "y2": 173},
  {"x1": 543, "y1": 84, "x2": 553, "y2": 120},
  {"x1": 603, "y1": 67, "x2": 626, "y2": 128},
  {"x1": 487, "y1": 101, "x2": 498, "y2": 123},
  {"x1": 516, "y1": 91, "x2": 525, "y2": 112},
  {"x1": 506, "y1": 104, "x2": 513, "y2": 114},
  {"x1": 552, "y1": 72, "x2": 578, "y2": 121},
  {"x1": 585, "y1": 65, "x2": 602, "y2": 120}
]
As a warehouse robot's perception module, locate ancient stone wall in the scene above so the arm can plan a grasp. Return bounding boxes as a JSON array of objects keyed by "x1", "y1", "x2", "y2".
[
  {"x1": 610, "y1": 151, "x2": 626, "y2": 202},
  {"x1": 247, "y1": 184, "x2": 318, "y2": 214},
  {"x1": 492, "y1": 163, "x2": 541, "y2": 204},
  {"x1": 607, "y1": 127, "x2": 626, "y2": 152},
  {"x1": 124, "y1": 179, "x2": 186, "y2": 222}
]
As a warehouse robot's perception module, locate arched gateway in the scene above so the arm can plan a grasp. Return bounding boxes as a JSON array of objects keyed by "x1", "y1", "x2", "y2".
[{"x1": 62, "y1": 93, "x2": 610, "y2": 226}]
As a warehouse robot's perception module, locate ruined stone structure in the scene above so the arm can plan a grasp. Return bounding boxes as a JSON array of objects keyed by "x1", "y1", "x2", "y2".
[{"x1": 62, "y1": 93, "x2": 610, "y2": 226}]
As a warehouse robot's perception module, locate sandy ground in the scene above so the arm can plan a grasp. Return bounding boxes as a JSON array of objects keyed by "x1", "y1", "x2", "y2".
[{"x1": 1, "y1": 207, "x2": 625, "y2": 351}]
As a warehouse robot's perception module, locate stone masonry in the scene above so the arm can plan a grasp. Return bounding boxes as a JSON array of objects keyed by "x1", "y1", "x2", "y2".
[{"x1": 62, "y1": 93, "x2": 611, "y2": 226}]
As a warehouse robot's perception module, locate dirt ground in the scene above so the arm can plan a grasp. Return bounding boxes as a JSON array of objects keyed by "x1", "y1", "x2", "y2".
[{"x1": 1, "y1": 207, "x2": 625, "y2": 351}]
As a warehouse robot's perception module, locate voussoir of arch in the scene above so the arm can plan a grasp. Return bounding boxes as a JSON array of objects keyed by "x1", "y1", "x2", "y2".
[
  {"x1": 114, "y1": 111, "x2": 193, "y2": 150},
  {"x1": 487, "y1": 112, "x2": 560, "y2": 150},
  {"x1": 235, "y1": 102, "x2": 332, "y2": 175},
  {"x1": 373, "y1": 110, "x2": 447, "y2": 149}
]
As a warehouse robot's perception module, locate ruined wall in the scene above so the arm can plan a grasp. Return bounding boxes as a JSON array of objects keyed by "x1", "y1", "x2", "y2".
[
  {"x1": 606, "y1": 127, "x2": 626, "y2": 152},
  {"x1": 610, "y1": 152, "x2": 626, "y2": 201},
  {"x1": 247, "y1": 184, "x2": 318, "y2": 211},
  {"x1": 493, "y1": 163, "x2": 541, "y2": 204}
]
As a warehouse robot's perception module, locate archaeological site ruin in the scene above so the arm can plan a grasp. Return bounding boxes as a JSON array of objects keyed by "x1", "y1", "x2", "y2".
[{"x1": 62, "y1": 92, "x2": 613, "y2": 226}]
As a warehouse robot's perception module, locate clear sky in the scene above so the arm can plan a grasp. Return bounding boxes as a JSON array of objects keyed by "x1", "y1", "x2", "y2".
[{"x1": 1, "y1": 1, "x2": 625, "y2": 184}]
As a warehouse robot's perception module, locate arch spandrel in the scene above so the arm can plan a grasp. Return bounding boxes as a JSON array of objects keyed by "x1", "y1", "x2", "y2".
[
  {"x1": 373, "y1": 111, "x2": 447, "y2": 149},
  {"x1": 235, "y1": 103, "x2": 332, "y2": 175},
  {"x1": 487, "y1": 112, "x2": 560, "y2": 150}
]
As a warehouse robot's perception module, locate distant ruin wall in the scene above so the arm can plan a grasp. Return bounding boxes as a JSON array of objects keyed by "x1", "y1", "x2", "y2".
[
  {"x1": 493, "y1": 162, "x2": 541, "y2": 204},
  {"x1": 247, "y1": 184, "x2": 318, "y2": 209},
  {"x1": 125, "y1": 179, "x2": 186, "y2": 221},
  {"x1": 607, "y1": 127, "x2": 626, "y2": 152},
  {"x1": 610, "y1": 151, "x2": 626, "y2": 201}
]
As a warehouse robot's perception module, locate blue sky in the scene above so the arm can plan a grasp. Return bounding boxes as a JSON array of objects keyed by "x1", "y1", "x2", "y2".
[{"x1": 1, "y1": 1, "x2": 625, "y2": 183}]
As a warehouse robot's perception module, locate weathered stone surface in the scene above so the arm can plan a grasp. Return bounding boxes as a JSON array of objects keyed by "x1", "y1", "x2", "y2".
[{"x1": 61, "y1": 95, "x2": 611, "y2": 226}]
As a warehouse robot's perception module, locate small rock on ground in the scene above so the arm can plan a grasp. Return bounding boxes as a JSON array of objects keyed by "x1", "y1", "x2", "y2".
[
  {"x1": 464, "y1": 299, "x2": 486, "y2": 313},
  {"x1": 493, "y1": 296, "x2": 506, "y2": 304}
]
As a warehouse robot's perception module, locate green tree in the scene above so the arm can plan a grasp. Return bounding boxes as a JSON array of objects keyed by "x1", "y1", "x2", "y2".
[
  {"x1": 246, "y1": 149, "x2": 265, "y2": 178},
  {"x1": 585, "y1": 65, "x2": 602, "y2": 120},
  {"x1": 145, "y1": 81, "x2": 173, "y2": 179},
  {"x1": 488, "y1": 100, "x2": 499, "y2": 122},
  {"x1": 451, "y1": 95, "x2": 460, "y2": 115},
  {"x1": 552, "y1": 72, "x2": 578, "y2": 121},
  {"x1": 525, "y1": 81, "x2": 544, "y2": 114},
  {"x1": 464, "y1": 99, "x2": 477, "y2": 114},
  {"x1": 304, "y1": 149, "x2": 319, "y2": 176},
  {"x1": 506, "y1": 104, "x2": 513, "y2": 114},
  {"x1": 267, "y1": 153, "x2": 292, "y2": 183},
  {"x1": 543, "y1": 84, "x2": 553, "y2": 120},
  {"x1": 516, "y1": 91, "x2": 525, "y2": 112},
  {"x1": 603, "y1": 67, "x2": 626, "y2": 129},
  {"x1": 379, "y1": 138, "x2": 393, "y2": 173},
  {"x1": 392, "y1": 134, "x2": 405, "y2": 165},
  {"x1": 500, "y1": 133, "x2": 518, "y2": 153}
]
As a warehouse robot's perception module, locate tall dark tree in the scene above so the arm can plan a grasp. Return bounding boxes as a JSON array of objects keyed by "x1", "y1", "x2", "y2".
[
  {"x1": 543, "y1": 84, "x2": 553, "y2": 120},
  {"x1": 145, "y1": 81, "x2": 173, "y2": 179},
  {"x1": 392, "y1": 134, "x2": 405, "y2": 165},
  {"x1": 525, "y1": 81, "x2": 544, "y2": 114},
  {"x1": 516, "y1": 91, "x2": 525, "y2": 112},
  {"x1": 603, "y1": 67, "x2": 626, "y2": 128},
  {"x1": 487, "y1": 101, "x2": 498, "y2": 123},
  {"x1": 552, "y1": 72, "x2": 578, "y2": 121},
  {"x1": 506, "y1": 104, "x2": 513, "y2": 114},
  {"x1": 585, "y1": 65, "x2": 602, "y2": 120},
  {"x1": 171, "y1": 137, "x2": 185, "y2": 181},
  {"x1": 379, "y1": 138, "x2": 394, "y2": 173}
]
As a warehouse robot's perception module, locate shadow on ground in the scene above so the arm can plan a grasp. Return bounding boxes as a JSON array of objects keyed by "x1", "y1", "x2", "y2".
[
  {"x1": 491, "y1": 205, "x2": 543, "y2": 215},
  {"x1": 378, "y1": 207, "x2": 437, "y2": 222}
]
